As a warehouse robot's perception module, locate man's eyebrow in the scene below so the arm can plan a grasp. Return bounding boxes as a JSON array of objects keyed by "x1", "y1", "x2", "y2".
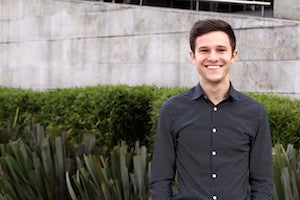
[
  {"x1": 217, "y1": 45, "x2": 228, "y2": 48},
  {"x1": 197, "y1": 46, "x2": 208, "y2": 49},
  {"x1": 197, "y1": 45, "x2": 228, "y2": 49}
]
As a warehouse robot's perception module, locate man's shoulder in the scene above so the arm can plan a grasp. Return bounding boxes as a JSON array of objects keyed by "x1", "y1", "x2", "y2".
[
  {"x1": 236, "y1": 91, "x2": 267, "y2": 112},
  {"x1": 164, "y1": 87, "x2": 195, "y2": 104},
  {"x1": 159, "y1": 87, "x2": 196, "y2": 113}
]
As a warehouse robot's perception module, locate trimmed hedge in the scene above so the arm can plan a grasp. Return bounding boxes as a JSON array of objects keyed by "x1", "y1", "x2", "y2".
[
  {"x1": 0, "y1": 85, "x2": 299, "y2": 149},
  {"x1": 245, "y1": 93, "x2": 300, "y2": 148},
  {"x1": 0, "y1": 86, "x2": 154, "y2": 148}
]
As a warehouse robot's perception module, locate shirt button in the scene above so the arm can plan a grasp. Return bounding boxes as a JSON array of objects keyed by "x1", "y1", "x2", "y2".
[
  {"x1": 213, "y1": 107, "x2": 217, "y2": 111},
  {"x1": 212, "y1": 128, "x2": 217, "y2": 133},
  {"x1": 212, "y1": 151, "x2": 217, "y2": 156},
  {"x1": 212, "y1": 195, "x2": 218, "y2": 200},
  {"x1": 212, "y1": 173, "x2": 217, "y2": 179}
]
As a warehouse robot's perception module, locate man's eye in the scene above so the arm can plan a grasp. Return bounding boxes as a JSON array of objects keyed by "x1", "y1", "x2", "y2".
[
  {"x1": 199, "y1": 49, "x2": 208, "y2": 53},
  {"x1": 218, "y1": 49, "x2": 226, "y2": 52}
]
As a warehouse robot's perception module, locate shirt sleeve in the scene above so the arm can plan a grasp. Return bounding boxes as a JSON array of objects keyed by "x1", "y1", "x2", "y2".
[
  {"x1": 149, "y1": 102, "x2": 177, "y2": 200},
  {"x1": 249, "y1": 105, "x2": 274, "y2": 199}
]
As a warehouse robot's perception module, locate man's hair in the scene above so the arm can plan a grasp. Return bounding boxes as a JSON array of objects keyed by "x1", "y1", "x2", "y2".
[{"x1": 189, "y1": 19, "x2": 236, "y2": 53}]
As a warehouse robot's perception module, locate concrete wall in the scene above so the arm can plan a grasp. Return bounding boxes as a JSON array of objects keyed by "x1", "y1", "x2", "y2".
[
  {"x1": 274, "y1": 0, "x2": 300, "y2": 20},
  {"x1": 0, "y1": 0, "x2": 300, "y2": 99}
]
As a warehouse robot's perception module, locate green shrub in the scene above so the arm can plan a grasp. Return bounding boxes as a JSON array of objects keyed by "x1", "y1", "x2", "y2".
[
  {"x1": 0, "y1": 86, "x2": 154, "y2": 149},
  {"x1": 247, "y1": 93, "x2": 300, "y2": 148},
  {"x1": 0, "y1": 86, "x2": 299, "y2": 149}
]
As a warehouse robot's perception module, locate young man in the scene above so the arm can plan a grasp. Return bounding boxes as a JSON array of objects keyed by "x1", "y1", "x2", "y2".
[{"x1": 149, "y1": 19, "x2": 273, "y2": 200}]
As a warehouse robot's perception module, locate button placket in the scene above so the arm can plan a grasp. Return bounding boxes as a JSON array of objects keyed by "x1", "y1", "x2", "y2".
[
  {"x1": 211, "y1": 105, "x2": 219, "y2": 196},
  {"x1": 211, "y1": 127, "x2": 217, "y2": 181}
]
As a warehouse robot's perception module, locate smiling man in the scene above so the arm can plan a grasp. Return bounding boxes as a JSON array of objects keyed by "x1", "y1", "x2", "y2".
[{"x1": 149, "y1": 19, "x2": 273, "y2": 200}]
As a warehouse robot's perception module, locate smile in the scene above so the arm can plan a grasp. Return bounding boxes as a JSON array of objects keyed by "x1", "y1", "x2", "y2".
[{"x1": 205, "y1": 65, "x2": 222, "y2": 69}]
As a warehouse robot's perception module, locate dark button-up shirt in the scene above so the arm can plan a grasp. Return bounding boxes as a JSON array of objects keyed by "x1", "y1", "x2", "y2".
[{"x1": 149, "y1": 84, "x2": 273, "y2": 200}]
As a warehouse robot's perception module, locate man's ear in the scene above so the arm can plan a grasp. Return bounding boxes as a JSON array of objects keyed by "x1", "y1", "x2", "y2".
[
  {"x1": 231, "y1": 49, "x2": 238, "y2": 63},
  {"x1": 190, "y1": 51, "x2": 196, "y2": 63}
]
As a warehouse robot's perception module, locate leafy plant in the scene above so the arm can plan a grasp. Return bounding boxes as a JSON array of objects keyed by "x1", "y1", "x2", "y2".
[
  {"x1": 247, "y1": 93, "x2": 300, "y2": 148},
  {"x1": 0, "y1": 120, "x2": 151, "y2": 200},
  {"x1": 0, "y1": 122, "x2": 299, "y2": 200},
  {"x1": 273, "y1": 143, "x2": 300, "y2": 200},
  {"x1": 0, "y1": 124, "x2": 73, "y2": 200},
  {"x1": 0, "y1": 86, "x2": 299, "y2": 150},
  {"x1": 66, "y1": 141, "x2": 151, "y2": 200}
]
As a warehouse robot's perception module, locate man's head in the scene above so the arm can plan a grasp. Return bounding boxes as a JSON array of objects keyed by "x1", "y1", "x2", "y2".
[
  {"x1": 189, "y1": 19, "x2": 236, "y2": 53},
  {"x1": 189, "y1": 19, "x2": 238, "y2": 86}
]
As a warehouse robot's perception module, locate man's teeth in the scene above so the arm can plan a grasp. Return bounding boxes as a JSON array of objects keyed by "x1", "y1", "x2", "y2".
[{"x1": 206, "y1": 66, "x2": 221, "y2": 69}]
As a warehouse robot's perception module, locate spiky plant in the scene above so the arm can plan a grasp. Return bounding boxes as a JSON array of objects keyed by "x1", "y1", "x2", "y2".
[
  {"x1": 273, "y1": 143, "x2": 300, "y2": 200},
  {"x1": 0, "y1": 124, "x2": 73, "y2": 200},
  {"x1": 66, "y1": 141, "x2": 151, "y2": 200}
]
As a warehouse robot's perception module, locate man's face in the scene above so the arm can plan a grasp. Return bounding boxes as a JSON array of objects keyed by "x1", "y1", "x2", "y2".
[{"x1": 190, "y1": 31, "x2": 238, "y2": 85}]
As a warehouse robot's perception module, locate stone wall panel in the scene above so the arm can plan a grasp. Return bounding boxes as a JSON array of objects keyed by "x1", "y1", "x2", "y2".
[{"x1": 0, "y1": 0, "x2": 299, "y2": 99}]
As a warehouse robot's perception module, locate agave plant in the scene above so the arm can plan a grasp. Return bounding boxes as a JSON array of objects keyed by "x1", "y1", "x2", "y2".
[
  {"x1": 273, "y1": 143, "x2": 300, "y2": 200},
  {"x1": 1, "y1": 120, "x2": 299, "y2": 200},
  {"x1": 66, "y1": 141, "x2": 151, "y2": 200},
  {"x1": 0, "y1": 124, "x2": 73, "y2": 200}
]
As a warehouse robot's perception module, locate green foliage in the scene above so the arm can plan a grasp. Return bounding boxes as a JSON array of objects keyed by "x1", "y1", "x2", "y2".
[
  {"x1": 273, "y1": 144, "x2": 300, "y2": 200},
  {"x1": 0, "y1": 123, "x2": 150, "y2": 200},
  {"x1": 0, "y1": 86, "x2": 154, "y2": 149},
  {"x1": 247, "y1": 93, "x2": 300, "y2": 148},
  {"x1": 0, "y1": 122, "x2": 298, "y2": 200},
  {"x1": 0, "y1": 86, "x2": 299, "y2": 150},
  {"x1": 66, "y1": 141, "x2": 151, "y2": 200},
  {"x1": 0, "y1": 85, "x2": 298, "y2": 199},
  {"x1": 0, "y1": 124, "x2": 73, "y2": 200}
]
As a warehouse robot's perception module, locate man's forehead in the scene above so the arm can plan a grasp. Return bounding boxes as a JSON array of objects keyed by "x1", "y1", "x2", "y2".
[{"x1": 195, "y1": 32, "x2": 231, "y2": 47}]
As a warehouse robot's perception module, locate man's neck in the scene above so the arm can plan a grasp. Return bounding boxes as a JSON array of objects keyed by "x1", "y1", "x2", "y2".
[{"x1": 200, "y1": 80, "x2": 230, "y2": 106}]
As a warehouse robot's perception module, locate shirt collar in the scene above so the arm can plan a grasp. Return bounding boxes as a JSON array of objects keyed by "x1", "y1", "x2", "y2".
[
  {"x1": 192, "y1": 82, "x2": 240, "y2": 102},
  {"x1": 192, "y1": 83, "x2": 205, "y2": 100}
]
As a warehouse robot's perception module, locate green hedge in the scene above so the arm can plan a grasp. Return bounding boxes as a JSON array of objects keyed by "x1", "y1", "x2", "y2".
[
  {"x1": 0, "y1": 86, "x2": 154, "y2": 148},
  {"x1": 245, "y1": 93, "x2": 300, "y2": 148},
  {"x1": 0, "y1": 85, "x2": 299, "y2": 149}
]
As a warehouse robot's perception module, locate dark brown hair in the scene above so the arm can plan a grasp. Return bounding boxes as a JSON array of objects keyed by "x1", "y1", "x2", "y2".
[{"x1": 189, "y1": 19, "x2": 236, "y2": 53}]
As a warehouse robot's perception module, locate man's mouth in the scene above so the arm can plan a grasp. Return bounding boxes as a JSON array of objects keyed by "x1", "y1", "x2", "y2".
[{"x1": 205, "y1": 65, "x2": 222, "y2": 69}]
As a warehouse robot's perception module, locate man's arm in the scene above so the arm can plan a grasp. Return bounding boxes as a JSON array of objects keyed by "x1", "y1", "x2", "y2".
[
  {"x1": 149, "y1": 102, "x2": 177, "y2": 200},
  {"x1": 249, "y1": 106, "x2": 274, "y2": 199}
]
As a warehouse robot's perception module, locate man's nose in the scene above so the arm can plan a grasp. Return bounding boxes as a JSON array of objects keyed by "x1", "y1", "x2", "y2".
[{"x1": 207, "y1": 51, "x2": 218, "y2": 61}]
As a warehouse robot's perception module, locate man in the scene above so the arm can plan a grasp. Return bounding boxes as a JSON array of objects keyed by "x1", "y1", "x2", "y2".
[{"x1": 149, "y1": 19, "x2": 273, "y2": 200}]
